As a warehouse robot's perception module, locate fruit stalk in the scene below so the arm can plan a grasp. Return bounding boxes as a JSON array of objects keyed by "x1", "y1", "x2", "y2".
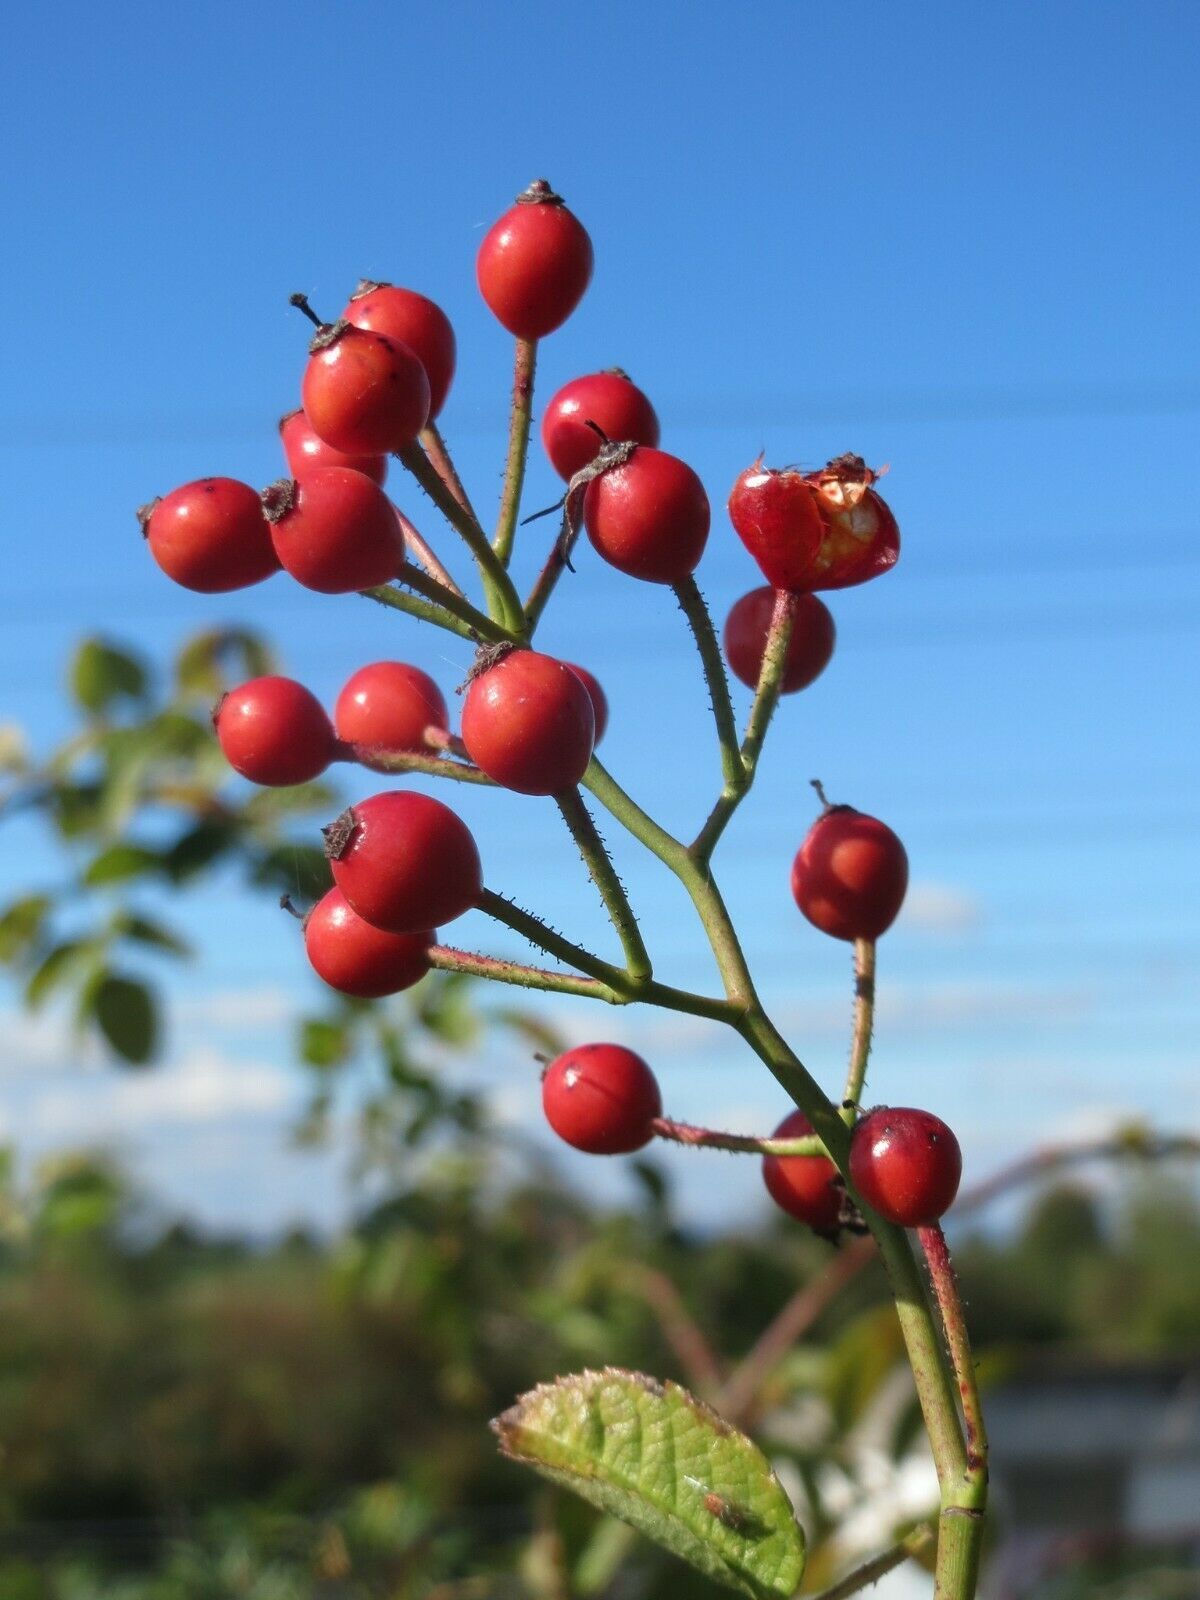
[
  {"x1": 493, "y1": 337, "x2": 538, "y2": 564},
  {"x1": 554, "y1": 787, "x2": 652, "y2": 982},
  {"x1": 841, "y1": 937, "x2": 876, "y2": 1123}
]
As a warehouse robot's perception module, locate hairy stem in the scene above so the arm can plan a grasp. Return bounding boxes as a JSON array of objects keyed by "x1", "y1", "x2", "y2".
[
  {"x1": 337, "y1": 742, "x2": 495, "y2": 786},
  {"x1": 651, "y1": 1116, "x2": 828, "y2": 1157},
  {"x1": 808, "y1": 1521, "x2": 936, "y2": 1600},
  {"x1": 426, "y1": 944, "x2": 624, "y2": 1003},
  {"x1": 919, "y1": 1223, "x2": 989, "y2": 1481},
  {"x1": 673, "y1": 576, "x2": 744, "y2": 796},
  {"x1": 555, "y1": 787, "x2": 652, "y2": 982},
  {"x1": 477, "y1": 888, "x2": 625, "y2": 988},
  {"x1": 399, "y1": 566, "x2": 512, "y2": 642},
  {"x1": 522, "y1": 493, "x2": 584, "y2": 635},
  {"x1": 842, "y1": 938, "x2": 876, "y2": 1123},
  {"x1": 396, "y1": 510, "x2": 465, "y2": 597},
  {"x1": 420, "y1": 422, "x2": 480, "y2": 524},
  {"x1": 361, "y1": 583, "x2": 480, "y2": 641},
  {"x1": 397, "y1": 442, "x2": 525, "y2": 631},
  {"x1": 493, "y1": 337, "x2": 537, "y2": 565}
]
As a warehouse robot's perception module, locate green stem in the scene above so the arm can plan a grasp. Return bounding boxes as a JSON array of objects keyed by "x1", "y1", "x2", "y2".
[
  {"x1": 396, "y1": 511, "x2": 465, "y2": 597},
  {"x1": 673, "y1": 576, "x2": 744, "y2": 796},
  {"x1": 337, "y1": 742, "x2": 495, "y2": 786},
  {"x1": 399, "y1": 566, "x2": 513, "y2": 642},
  {"x1": 522, "y1": 495, "x2": 583, "y2": 635},
  {"x1": 493, "y1": 337, "x2": 537, "y2": 565},
  {"x1": 426, "y1": 944, "x2": 624, "y2": 1003},
  {"x1": 932, "y1": 1510, "x2": 985, "y2": 1600},
  {"x1": 555, "y1": 787, "x2": 652, "y2": 982},
  {"x1": 397, "y1": 442, "x2": 525, "y2": 631},
  {"x1": 651, "y1": 1117, "x2": 828, "y2": 1157},
  {"x1": 806, "y1": 1521, "x2": 936, "y2": 1600},
  {"x1": 841, "y1": 938, "x2": 876, "y2": 1124},
  {"x1": 420, "y1": 422, "x2": 480, "y2": 525},
  {"x1": 919, "y1": 1223, "x2": 989, "y2": 1482},
  {"x1": 360, "y1": 583, "x2": 479, "y2": 641},
  {"x1": 693, "y1": 589, "x2": 799, "y2": 859},
  {"x1": 477, "y1": 888, "x2": 628, "y2": 989}
]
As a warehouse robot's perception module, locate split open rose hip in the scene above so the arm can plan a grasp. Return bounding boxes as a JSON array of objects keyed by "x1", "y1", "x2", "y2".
[{"x1": 729, "y1": 454, "x2": 899, "y2": 592}]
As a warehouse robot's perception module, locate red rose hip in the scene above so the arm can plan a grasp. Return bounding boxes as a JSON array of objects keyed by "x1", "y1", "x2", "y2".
[
  {"x1": 541, "y1": 1043, "x2": 662, "y2": 1155},
  {"x1": 791, "y1": 804, "x2": 908, "y2": 941},
  {"x1": 140, "y1": 477, "x2": 278, "y2": 593},
  {"x1": 263, "y1": 469, "x2": 405, "y2": 593},
  {"x1": 304, "y1": 887, "x2": 432, "y2": 999},
  {"x1": 563, "y1": 663, "x2": 608, "y2": 745},
  {"x1": 462, "y1": 649, "x2": 595, "y2": 795},
  {"x1": 301, "y1": 322, "x2": 430, "y2": 456},
  {"x1": 724, "y1": 588, "x2": 836, "y2": 693},
  {"x1": 325, "y1": 790, "x2": 482, "y2": 933},
  {"x1": 541, "y1": 370, "x2": 660, "y2": 480},
  {"x1": 215, "y1": 677, "x2": 335, "y2": 787},
  {"x1": 476, "y1": 179, "x2": 593, "y2": 340},
  {"x1": 279, "y1": 409, "x2": 388, "y2": 486},
  {"x1": 341, "y1": 281, "x2": 456, "y2": 419},
  {"x1": 334, "y1": 662, "x2": 449, "y2": 754},
  {"x1": 849, "y1": 1107, "x2": 962, "y2": 1227},
  {"x1": 584, "y1": 448, "x2": 710, "y2": 584},
  {"x1": 729, "y1": 455, "x2": 899, "y2": 593},
  {"x1": 761, "y1": 1109, "x2": 843, "y2": 1236}
]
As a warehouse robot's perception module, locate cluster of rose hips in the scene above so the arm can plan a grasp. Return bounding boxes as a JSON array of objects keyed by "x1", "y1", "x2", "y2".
[{"x1": 138, "y1": 178, "x2": 960, "y2": 1236}]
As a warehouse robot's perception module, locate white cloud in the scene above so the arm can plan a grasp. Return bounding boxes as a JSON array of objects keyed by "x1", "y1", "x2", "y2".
[
  {"x1": 174, "y1": 985, "x2": 295, "y2": 1030},
  {"x1": 899, "y1": 881, "x2": 981, "y2": 935}
]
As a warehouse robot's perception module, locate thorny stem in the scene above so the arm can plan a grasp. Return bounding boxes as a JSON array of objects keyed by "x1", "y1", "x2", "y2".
[
  {"x1": 919, "y1": 1223, "x2": 989, "y2": 1482},
  {"x1": 396, "y1": 443, "x2": 525, "y2": 632},
  {"x1": 361, "y1": 583, "x2": 481, "y2": 642},
  {"x1": 522, "y1": 501, "x2": 582, "y2": 634},
  {"x1": 396, "y1": 509, "x2": 465, "y2": 598},
  {"x1": 493, "y1": 338, "x2": 538, "y2": 565},
  {"x1": 807, "y1": 1521, "x2": 936, "y2": 1600},
  {"x1": 673, "y1": 577, "x2": 744, "y2": 797},
  {"x1": 693, "y1": 588, "x2": 798, "y2": 860},
  {"x1": 555, "y1": 787, "x2": 653, "y2": 983},
  {"x1": 337, "y1": 741, "x2": 495, "y2": 786},
  {"x1": 426, "y1": 945, "x2": 624, "y2": 1003},
  {"x1": 841, "y1": 938, "x2": 876, "y2": 1124},
  {"x1": 651, "y1": 1117, "x2": 826, "y2": 1157},
  {"x1": 477, "y1": 888, "x2": 625, "y2": 989},
  {"x1": 398, "y1": 566, "x2": 512, "y2": 642},
  {"x1": 420, "y1": 422, "x2": 481, "y2": 526}
]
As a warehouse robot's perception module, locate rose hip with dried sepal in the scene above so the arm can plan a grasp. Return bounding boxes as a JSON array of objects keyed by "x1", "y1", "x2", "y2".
[
  {"x1": 791, "y1": 794, "x2": 909, "y2": 941},
  {"x1": 461, "y1": 648, "x2": 595, "y2": 796},
  {"x1": 263, "y1": 469, "x2": 405, "y2": 593},
  {"x1": 140, "y1": 477, "x2": 278, "y2": 593},
  {"x1": 541, "y1": 1043, "x2": 662, "y2": 1155},
  {"x1": 584, "y1": 447, "x2": 710, "y2": 584},
  {"x1": 324, "y1": 790, "x2": 482, "y2": 934},
  {"x1": 279, "y1": 409, "x2": 388, "y2": 486},
  {"x1": 301, "y1": 321, "x2": 430, "y2": 456},
  {"x1": 304, "y1": 887, "x2": 432, "y2": 999},
  {"x1": 341, "y1": 281, "x2": 456, "y2": 419},
  {"x1": 541, "y1": 370, "x2": 659, "y2": 480},
  {"x1": 214, "y1": 676, "x2": 335, "y2": 787},
  {"x1": 849, "y1": 1106, "x2": 962, "y2": 1227},
  {"x1": 476, "y1": 179, "x2": 593, "y2": 340}
]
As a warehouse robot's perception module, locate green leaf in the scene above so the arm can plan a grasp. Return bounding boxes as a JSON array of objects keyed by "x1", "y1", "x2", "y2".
[
  {"x1": 300, "y1": 1017, "x2": 352, "y2": 1069},
  {"x1": 175, "y1": 627, "x2": 276, "y2": 702},
  {"x1": 417, "y1": 972, "x2": 479, "y2": 1046},
  {"x1": 249, "y1": 843, "x2": 332, "y2": 901},
  {"x1": 492, "y1": 1006, "x2": 567, "y2": 1057},
  {"x1": 83, "y1": 844, "x2": 163, "y2": 886},
  {"x1": 0, "y1": 894, "x2": 52, "y2": 962},
  {"x1": 113, "y1": 912, "x2": 191, "y2": 959},
  {"x1": 90, "y1": 973, "x2": 158, "y2": 1064},
  {"x1": 493, "y1": 1369, "x2": 805, "y2": 1599},
  {"x1": 25, "y1": 939, "x2": 97, "y2": 1008},
  {"x1": 70, "y1": 638, "x2": 148, "y2": 716},
  {"x1": 163, "y1": 819, "x2": 238, "y2": 881}
]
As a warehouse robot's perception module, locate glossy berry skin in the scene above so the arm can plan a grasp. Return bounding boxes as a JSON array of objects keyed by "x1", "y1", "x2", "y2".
[
  {"x1": 729, "y1": 460, "x2": 899, "y2": 593},
  {"x1": 341, "y1": 283, "x2": 456, "y2": 419},
  {"x1": 563, "y1": 663, "x2": 608, "y2": 745},
  {"x1": 584, "y1": 448, "x2": 710, "y2": 584},
  {"x1": 279, "y1": 409, "x2": 388, "y2": 486},
  {"x1": 301, "y1": 323, "x2": 430, "y2": 456},
  {"x1": 264, "y1": 469, "x2": 405, "y2": 593},
  {"x1": 541, "y1": 1043, "x2": 661, "y2": 1155},
  {"x1": 791, "y1": 806, "x2": 909, "y2": 941},
  {"x1": 215, "y1": 677, "x2": 335, "y2": 787},
  {"x1": 141, "y1": 478, "x2": 278, "y2": 593},
  {"x1": 849, "y1": 1107, "x2": 962, "y2": 1226},
  {"x1": 304, "y1": 887, "x2": 432, "y2": 999},
  {"x1": 462, "y1": 650, "x2": 595, "y2": 795},
  {"x1": 327, "y1": 790, "x2": 482, "y2": 934},
  {"x1": 541, "y1": 371, "x2": 660, "y2": 480},
  {"x1": 334, "y1": 662, "x2": 448, "y2": 754},
  {"x1": 724, "y1": 588, "x2": 836, "y2": 693},
  {"x1": 761, "y1": 1110, "x2": 843, "y2": 1236},
  {"x1": 476, "y1": 180, "x2": 593, "y2": 340}
]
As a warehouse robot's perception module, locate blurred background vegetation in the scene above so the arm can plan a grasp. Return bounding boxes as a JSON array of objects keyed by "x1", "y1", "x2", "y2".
[{"x1": 1, "y1": 632, "x2": 1198, "y2": 1600}]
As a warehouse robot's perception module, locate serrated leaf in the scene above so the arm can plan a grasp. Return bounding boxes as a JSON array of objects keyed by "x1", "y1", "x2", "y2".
[
  {"x1": 493, "y1": 1369, "x2": 805, "y2": 1599},
  {"x1": 90, "y1": 973, "x2": 158, "y2": 1064},
  {"x1": 83, "y1": 844, "x2": 163, "y2": 886},
  {"x1": 0, "y1": 895, "x2": 52, "y2": 962},
  {"x1": 70, "y1": 639, "x2": 148, "y2": 716}
]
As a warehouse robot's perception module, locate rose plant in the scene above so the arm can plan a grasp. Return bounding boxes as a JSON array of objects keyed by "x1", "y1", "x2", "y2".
[{"x1": 137, "y1": 178, "x2": 988, "y2": 1600}]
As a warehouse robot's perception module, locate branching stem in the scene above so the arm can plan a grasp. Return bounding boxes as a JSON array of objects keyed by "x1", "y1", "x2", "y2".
[{"x1": 555, "y1": 787, "x2": 652, "y2": 982}]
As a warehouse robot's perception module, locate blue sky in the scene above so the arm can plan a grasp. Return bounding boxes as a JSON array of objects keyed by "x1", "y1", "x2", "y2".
[{"x1": 1, "y1": 0, "x2": 1197, "y2": 1232}]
